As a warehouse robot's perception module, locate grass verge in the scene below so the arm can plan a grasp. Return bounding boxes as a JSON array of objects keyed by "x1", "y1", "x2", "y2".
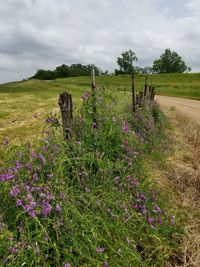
[{"x1": 0, "y1": 90, "x2": 181, "y2": 266}]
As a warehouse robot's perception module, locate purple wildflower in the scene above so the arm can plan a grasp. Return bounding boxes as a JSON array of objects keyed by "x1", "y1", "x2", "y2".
[
  {"x1": 92, "y1": 122, "x2": 98, "y2": 129},
  {"x1": 156, "y1": 217, "x2": 163, "y2": 224},
  {"x1": 46, "y1": 117, "x2": 58, "y2": 124},
  {"x1": 47, "y1": 173, "x2": 53, "y2": 179},
  {"x1": 35, "y1": 245, "x2": 40, "y2": 256},
  {"x1": 60, "y1": 192, "x2": 66, "y2": 200},
  {"x1": 126, "y1": 175, "x2": 132, "y2": 181},
  {"x1": 153, "y1": 204, "x2": 162, "y2": 214},
  {"x1": 56, "y1": 203, "x2": 62, "y2": 214},
  {"x1": 96, "y1": 247, "x2": 105, "y2": 253},
  {"x1": 32, "y1": 173, "x2": 38, "y2": 181},
  {"x1": 31, "y1": 150, "x2": 37, "y2": 158},
  {"x1": 82, "y1": 92, "x2": 89, "y2": 101},
  {"x1": 29, "y1": 210, "x2": 37, "y2": 218},
  {"x1": 63, "y1": 263, "x2": 71, "y2": 267},
  {"x1": 38, "y1": 154, "x2": 46, "y2": 164},
  {"x1": 16, "y1": 199, "x2": 23, "y2": 207},
  {"x1": 41, "y1": 202, "x2": 52, "y2": 217},
  {"x1": 121, "y1": 121, "x2": 129, "y2": 133},
  {"x1": 9, "y1": 186, "x2": 20, "y2": 197},
  {"x1": 102, "y1": 261, "x2": 109, "y2": 267},
  {"x1": 0, "y1": 169, "x2": 15, "y2": 182},
  {"x1": 147, "y1": 217, "x2": 155, "y2": 227},
  {"x1": 8, "y1": 247, "x2": 17, "y2": 255},
  {"x1": 131, "y1": 179, "x2": 139, "y2": 186},
  {"x1": 14, "y1": 161, "x2": 23, "y2": 170}
]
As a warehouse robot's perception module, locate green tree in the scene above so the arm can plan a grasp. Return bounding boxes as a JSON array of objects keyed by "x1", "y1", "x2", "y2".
[
  {"x1": 153, "y1": 49, "x2": 187, "y2": 73},
  {"x1": 54, "y1": 64, "x2": 70, "y2": 78},
  {"x1": 31, "y1": 69, "x2": 55, "y2": 80},
  {"x1": 116, "y1": 50, "x2": 138, "y2": 75}
]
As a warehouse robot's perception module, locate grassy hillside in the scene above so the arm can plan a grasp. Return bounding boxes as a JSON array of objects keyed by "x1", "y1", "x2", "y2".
[
  {"x1": 0, "y1": 73, "x2": 199, "y2": 144},
  {"x1": 54, "y1": 73, "x2": 200, "y2": 99}
]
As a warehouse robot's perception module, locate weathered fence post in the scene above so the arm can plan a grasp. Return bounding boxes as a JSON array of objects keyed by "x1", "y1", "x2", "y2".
[
  {"x1": 138, "y1": 91, "x2": 144, "y2": 107},
  {"x1": 91, "y1": 65, "x2": 97, "y2": 126},
  {"x1": 144, "y1": 76, "x2": 148, "y2": 97},
  {"x1": 150, "y1": 86, "x2": 155, "y2": 101},
  {"x1": 58, "y1": 92, "x2": 73, "y2": 139},
  {"x1": 131, "y1": 73, "x2": 136, "y2": 113}
]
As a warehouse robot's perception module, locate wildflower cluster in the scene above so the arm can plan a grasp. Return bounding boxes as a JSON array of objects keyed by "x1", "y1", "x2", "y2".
[{"x1": 0, "y1": 89, "x2": 178, "y2": 266}]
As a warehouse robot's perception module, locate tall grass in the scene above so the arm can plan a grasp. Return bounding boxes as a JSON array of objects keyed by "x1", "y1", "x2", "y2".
[{"x1": 0, "y1": 89, "x2": 180, "y2": 266}]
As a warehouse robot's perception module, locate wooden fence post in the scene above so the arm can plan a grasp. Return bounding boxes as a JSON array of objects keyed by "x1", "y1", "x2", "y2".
[
  {"x1": 58, "y1": 92, "x2": 73, "y2": 139},
  {"x1": 132, "y1": 73, "x2": 136, "y2": 113},
  {"x1": 91, "y1": 65, "x2": 97, "y2": 126},
  {"x1": 150, "y1": 86, "x2": 155, "y2": 101},
  {"x1": 144, "y1": 76, "x2": 148, "y2": 97}
]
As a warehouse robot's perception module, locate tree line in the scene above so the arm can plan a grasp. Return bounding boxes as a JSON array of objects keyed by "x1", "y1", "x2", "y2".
[
  {"x1": 30, "y1": 64, "x2": 105, "y2": 80},
  {"x1": 30, "y1": 48, "x2": 191, "y2": 80}
]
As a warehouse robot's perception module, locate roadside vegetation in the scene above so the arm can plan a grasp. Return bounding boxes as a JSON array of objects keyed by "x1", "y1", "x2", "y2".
[
  {"x1": 0, "y1": 73, "x2": 199, "y2": 144},
  {"x1": 0, "y1": 87, "x2": 181, "y2": 266}
]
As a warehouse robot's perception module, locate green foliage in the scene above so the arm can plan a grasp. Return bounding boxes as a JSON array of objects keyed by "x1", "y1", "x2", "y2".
[
  {"x1": 0, "y1": 90, "x2": 181, "y2": 266},
  {"x1": 115, "y1": 50, "x2": 138, "y2": 75},
  {"x1": 153, "y1": 49, "x2": 187, "y2": 74},
  {"x1": 32, "y1": 69, "x2": 56, "y2": 80},
  {"x1": 31, "y1": 64, "x2": 101, "y2": 80}
]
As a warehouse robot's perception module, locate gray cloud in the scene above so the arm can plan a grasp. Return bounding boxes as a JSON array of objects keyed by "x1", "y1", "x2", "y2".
[{"x1": 0, "y1": 0, "x2": 200, "y2": 83}]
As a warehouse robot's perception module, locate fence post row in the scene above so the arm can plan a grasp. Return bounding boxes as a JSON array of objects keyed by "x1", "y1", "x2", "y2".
[
  {"x1": 134, "y1": 76, "x2": 156, "y2": 110},
  {"x1": 58, "y1": 92, "x2": 73, "y2": 139}
]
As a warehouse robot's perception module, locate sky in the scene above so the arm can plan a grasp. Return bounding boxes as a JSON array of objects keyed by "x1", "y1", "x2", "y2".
[{"x1": 0, "y1": 0, "x2": 200, "y2": 83}]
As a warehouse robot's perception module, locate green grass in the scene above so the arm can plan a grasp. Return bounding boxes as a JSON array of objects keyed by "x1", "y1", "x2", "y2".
[
  {"x1": 0, "y1": 90, "x2": 181, "y2": 266},
  {"x1": 53, "y1": 73, "x2": 200, "y2": 99},
  {"x1": 0, "y1": 73, "x2": 199, "y2": 144}
]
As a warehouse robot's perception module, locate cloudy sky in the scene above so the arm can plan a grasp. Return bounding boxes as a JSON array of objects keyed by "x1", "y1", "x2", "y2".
[{"x1": 0, "y1": 0, "x2": 199, "y2": 83}]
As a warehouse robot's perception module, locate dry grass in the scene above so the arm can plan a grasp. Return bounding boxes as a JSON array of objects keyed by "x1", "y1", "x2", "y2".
[{"x1": 156, "y1": 108, "x2": 200, "y2": 267}]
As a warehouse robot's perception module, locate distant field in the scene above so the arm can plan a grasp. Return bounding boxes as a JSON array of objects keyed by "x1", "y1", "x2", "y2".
[
  {"x1": 54, "y1": 73, "x2": 200, "y2": 99},
  {"x1": 0, "y1": 73, "x2": 200, "y2": 144}
]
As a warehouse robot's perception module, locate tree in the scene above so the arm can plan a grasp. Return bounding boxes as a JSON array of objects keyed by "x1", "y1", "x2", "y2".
[
  {"x1": 116, "y1": 50, "x2": 138, "y2": 75},
  {"x1": 153, "y1": 49, "x2": 187, "y2": 74},
  {"x1": 31, "y1": 69, "x2": 55, "y2": 80},
  {"x1": 54, "y1": 64, "x2": 70, "y2": 78}
]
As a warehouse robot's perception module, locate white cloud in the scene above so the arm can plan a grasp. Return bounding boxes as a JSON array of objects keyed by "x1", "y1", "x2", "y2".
[{"x1": 0, "y1": 0, "x2": 199, "y2": 83}]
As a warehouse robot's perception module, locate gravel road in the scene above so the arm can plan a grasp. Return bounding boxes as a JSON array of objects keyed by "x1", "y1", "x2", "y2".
[{"x1": 156, "y1": 95, "x2": 200, "y2": 123}]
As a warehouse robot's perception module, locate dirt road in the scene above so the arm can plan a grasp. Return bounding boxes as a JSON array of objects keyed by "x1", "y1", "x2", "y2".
[{"x1": 156, "y1": 95, "x2": 200, "y2": 123}]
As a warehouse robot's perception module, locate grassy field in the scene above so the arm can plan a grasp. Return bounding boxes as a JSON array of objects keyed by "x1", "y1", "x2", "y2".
[
  {"x1": 0, "y1": 73, "x2": 200, "y2": 144},
  {"x1": 0, "y1": 73, "x2": 198, "y2": 266},
  {"x1": 54, "y1": 73, "x2": 200, "y2": 99}
]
